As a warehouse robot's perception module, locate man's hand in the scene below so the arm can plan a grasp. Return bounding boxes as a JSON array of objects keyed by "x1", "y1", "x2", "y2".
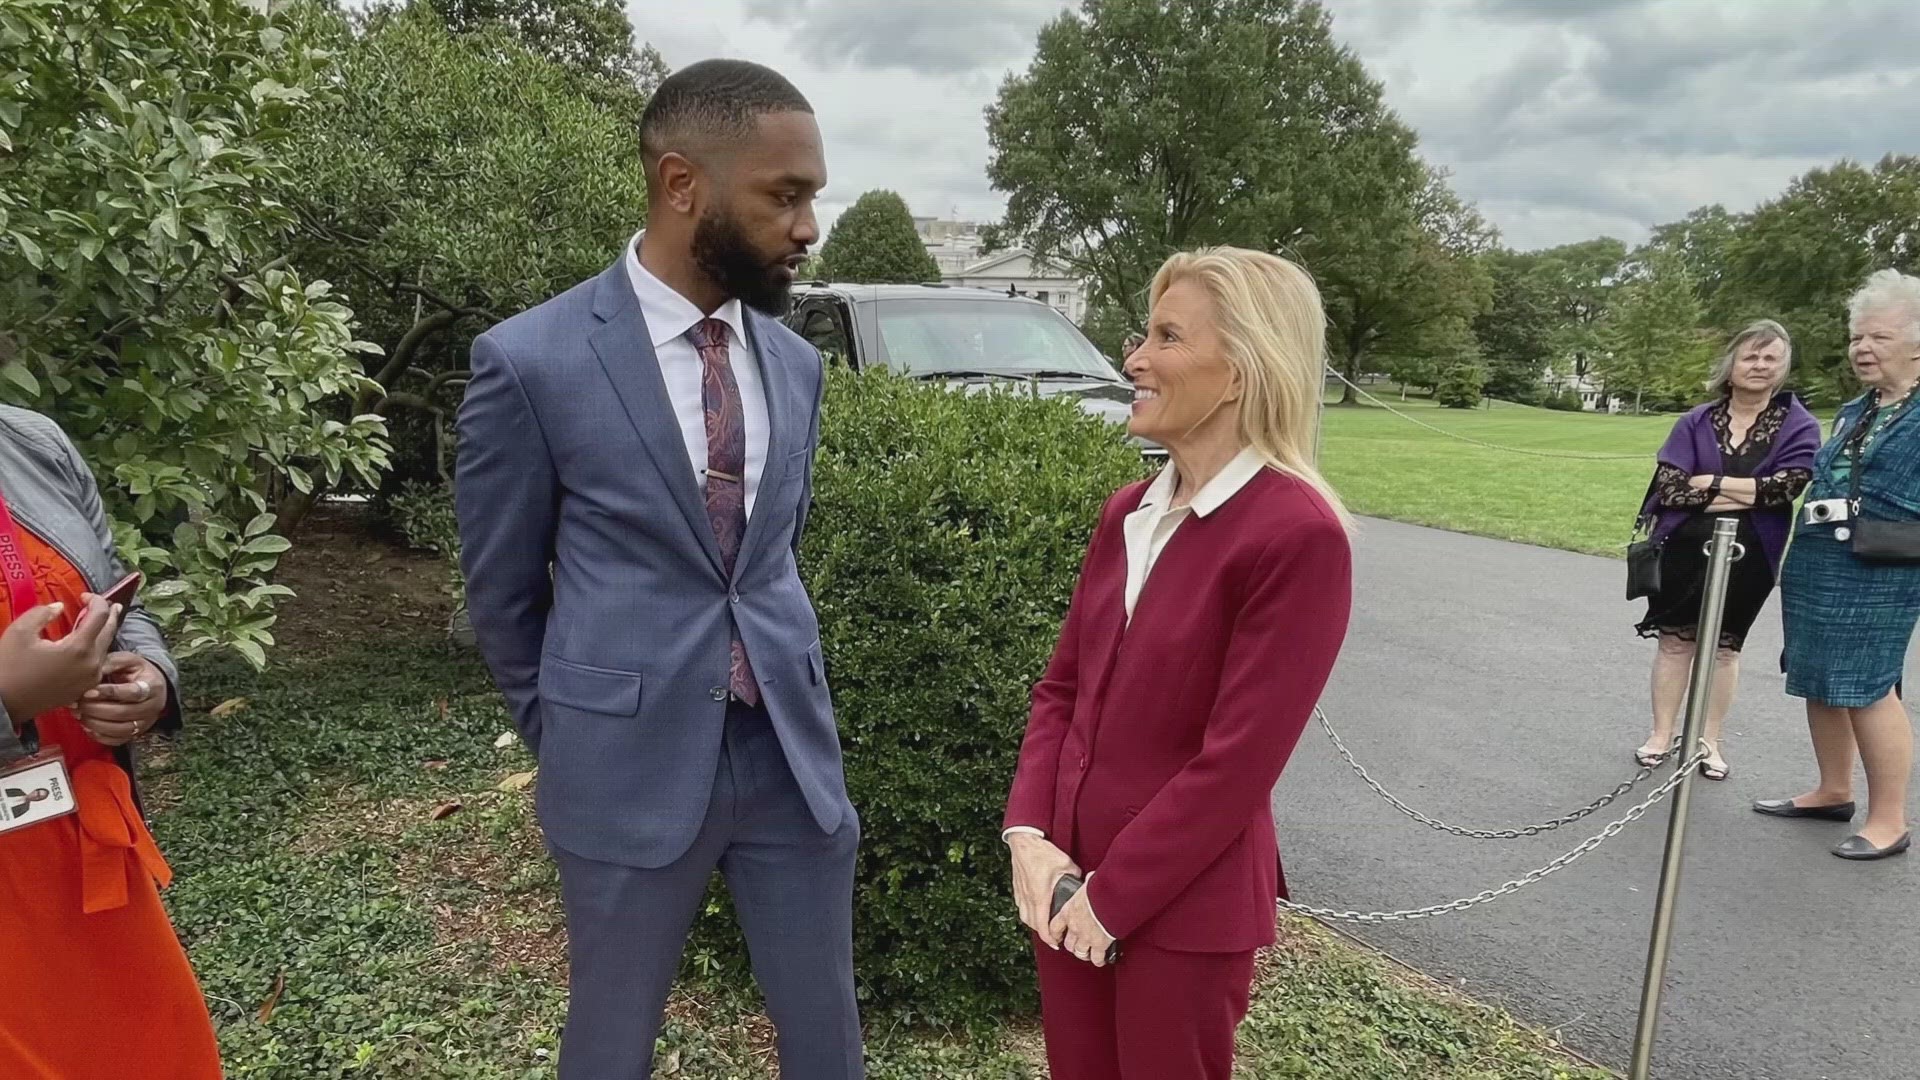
[
  {"x1": 1050, "y1": 886, "x2": 1117, "y2": 969},
  {"x1": 1007, "y1": 832, "x2": 1079, "y2": 949},
  {"x1": 0, "y1": 596, "x2": 119, "y2": 722},
  {"x1": 77, "y1": 651, "x2": 168, "y2": 748}
]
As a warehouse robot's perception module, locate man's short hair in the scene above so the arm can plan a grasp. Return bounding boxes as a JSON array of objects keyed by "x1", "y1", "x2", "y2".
[{"x1": 638, "y1": 59, "x2": 813, "y2": 176}]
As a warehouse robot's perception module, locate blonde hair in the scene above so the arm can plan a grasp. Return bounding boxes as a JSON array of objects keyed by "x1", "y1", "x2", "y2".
[
  {"x1": 1705, "y1": 319, "x2": 1792, "y2": 397},
  {"x1": 1149, "y1": 246, "x2": 1351, "y2": 530}
]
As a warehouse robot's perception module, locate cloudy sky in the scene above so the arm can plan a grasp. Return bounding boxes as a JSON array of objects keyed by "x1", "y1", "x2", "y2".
[{"x1": 626, "y1": 0, "x2": 1920, "y2": 253}]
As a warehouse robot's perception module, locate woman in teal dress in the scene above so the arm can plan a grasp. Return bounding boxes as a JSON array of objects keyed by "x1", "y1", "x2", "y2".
[{"x1": 1757, "y1": 270, "x2": 1920, "y2": 861}]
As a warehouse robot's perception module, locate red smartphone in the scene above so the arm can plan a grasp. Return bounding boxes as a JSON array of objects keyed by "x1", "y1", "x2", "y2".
[{"x1": 99, "y1": 570, "x2": 142, "y2": 610}]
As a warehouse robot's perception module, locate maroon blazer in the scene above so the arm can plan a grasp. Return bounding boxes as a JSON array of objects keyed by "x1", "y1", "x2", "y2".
[{"x1": 1004, "y1": 467, "x2": 1352, "y2": 952}]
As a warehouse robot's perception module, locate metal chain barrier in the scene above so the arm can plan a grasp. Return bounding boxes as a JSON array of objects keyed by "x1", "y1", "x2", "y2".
[
  {"x1": 1323, "y1": 366, "x2": 1649, "y2": 461},
  {"x1": 1279, "y1": 744, "x2": 1710, "y2": 923},
  {"x1": 1316, "y1": 708, "x2": 1675, "y2": 839}
]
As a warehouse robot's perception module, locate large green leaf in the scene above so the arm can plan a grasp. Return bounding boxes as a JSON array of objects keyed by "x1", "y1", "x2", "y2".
[{"x1": 0, "y1": 0, "x2": 389, "y2": 669}]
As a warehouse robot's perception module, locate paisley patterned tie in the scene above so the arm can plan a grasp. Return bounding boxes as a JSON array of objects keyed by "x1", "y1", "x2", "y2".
[{"x1": 689, "y1": 319, "x2": 758, "y2": 706}]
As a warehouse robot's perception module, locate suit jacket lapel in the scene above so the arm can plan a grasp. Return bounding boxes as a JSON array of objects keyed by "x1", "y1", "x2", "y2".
[
  {"x1": 737, "y1": 309, "x2": 797, "y2": 572},
  {"x1": 586, "y1": 263, "x2": 727, "y2": 580}
]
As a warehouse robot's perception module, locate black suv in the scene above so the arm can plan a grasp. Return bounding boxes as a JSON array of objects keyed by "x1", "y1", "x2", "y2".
[{"x1": 781, "y1": 282, "x2": 1164, "y2": 459}]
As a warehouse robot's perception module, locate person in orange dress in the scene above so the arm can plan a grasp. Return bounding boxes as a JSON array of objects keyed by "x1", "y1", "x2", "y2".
[{"x1": 0, "y1": 401, "x2": 222, "y2": 1079}]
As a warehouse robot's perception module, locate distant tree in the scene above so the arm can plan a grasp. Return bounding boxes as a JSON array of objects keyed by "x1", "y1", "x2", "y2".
[
  {"x1": 817, "y1": 191, "x2": 941, "y2": 284},
  {"x1": 1473, "y1": 249, "x2": 1559, "y2": 401},
  {"x1": 1598, "y1": 249, "x2": 1711, "y2": 414},
  {"x1": 1385, "y1": 354, "x2": 1440, "y2": 395},
  {"x1": 1643, "y1": 204, "x2": 1741, "y2": 318},
  {"x1": 1320, "y1": 167, "x2": 1497, "y2": 404},
  {"x1": 1434, "y1": 360, "x2": 1487, "y2": 409},
  {"x1": 424, "y1": 0, "x2": 666, "y2": 121},
  {"x1": 984, "y1": 0, "x2": 1480, "y2": 405},
  {"x1": 1533, "y1": 237, "x2": 1628, "y2": 378},
  {"x1": 1716, "y1": 155, "x2": 1920, "y2": 399},
  {"x1": 1077, "y1": 303, "x2": 1137, "y2": 366}
]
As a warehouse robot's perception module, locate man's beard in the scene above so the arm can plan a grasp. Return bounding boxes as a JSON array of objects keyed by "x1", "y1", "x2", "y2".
[{"x1": 692, "y1": 209, "x2": 795, "y2": 316}]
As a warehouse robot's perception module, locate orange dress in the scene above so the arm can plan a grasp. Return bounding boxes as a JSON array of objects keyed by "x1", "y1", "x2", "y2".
[{"x1": 0, "y1": 528, "x2": 223, "y2": 1079}]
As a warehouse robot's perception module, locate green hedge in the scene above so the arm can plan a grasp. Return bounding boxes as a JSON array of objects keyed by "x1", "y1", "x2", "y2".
[{"x1": 683, "y1": 369, "x2": 1150, "y2": 1025}]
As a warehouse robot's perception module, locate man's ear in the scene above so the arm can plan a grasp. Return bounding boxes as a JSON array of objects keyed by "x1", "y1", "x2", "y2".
[{"x1": 654, "y1": 151, "x2": 700, "y2": 215}]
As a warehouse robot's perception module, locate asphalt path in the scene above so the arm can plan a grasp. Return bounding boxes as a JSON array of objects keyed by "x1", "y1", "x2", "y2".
[{"x1": 1273, "y1": 517, "x2": 1920, "y2": 1080}]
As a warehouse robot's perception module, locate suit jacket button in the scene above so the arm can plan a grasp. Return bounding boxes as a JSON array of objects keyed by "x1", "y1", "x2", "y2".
[
  {"x1": 1078, "y1": 755, "x2": 1088, "y2": 769},
  {"x1": 711, "y1": 688, "x2": 727, "y2": 702},
  {"x1": 730, "y1": 592, "x2": 740, "y2": 604}
]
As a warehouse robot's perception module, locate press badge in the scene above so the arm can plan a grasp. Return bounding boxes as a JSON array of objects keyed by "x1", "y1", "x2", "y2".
[{"x1": 0, "y1": 749, "x2": 77, "y2": 834}]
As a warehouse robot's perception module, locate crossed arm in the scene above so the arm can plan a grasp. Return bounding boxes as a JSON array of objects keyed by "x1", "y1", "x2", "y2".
[{"x1": 1655, "y1": 464, "x2": 1811, "y2": 513}]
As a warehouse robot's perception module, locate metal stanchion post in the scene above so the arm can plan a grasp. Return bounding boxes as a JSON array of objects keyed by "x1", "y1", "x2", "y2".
[{"x1": 1628, "y1": 516, "x2": 1740, "y2": 1080}]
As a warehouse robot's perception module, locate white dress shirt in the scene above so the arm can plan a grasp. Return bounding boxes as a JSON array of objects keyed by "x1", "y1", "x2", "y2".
[
  {"x1": 624, "y1": 232, "x2": 771, "y2": 518},
  {"x1": 1120, "y1": 446, "x2": 1269, "y2": 623},
  {"x1": 1002, "y1": 447, "x2": 1270, "y2": 940}
]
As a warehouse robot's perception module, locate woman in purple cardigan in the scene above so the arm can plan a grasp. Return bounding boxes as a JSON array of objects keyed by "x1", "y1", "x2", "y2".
[{"x1": 1634, "y1": 320, "x2": 1820, "y2": 779}]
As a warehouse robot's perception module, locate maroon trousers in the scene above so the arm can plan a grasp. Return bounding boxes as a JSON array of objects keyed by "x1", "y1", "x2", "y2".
[{"x1": 1034, "y1": 939, "x2": 1257, "y2": 1079}]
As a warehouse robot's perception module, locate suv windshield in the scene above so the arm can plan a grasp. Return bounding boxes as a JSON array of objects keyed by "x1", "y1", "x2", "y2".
[{"x1": 873, "y1": 298, "x2": 1120, "y2": 381}]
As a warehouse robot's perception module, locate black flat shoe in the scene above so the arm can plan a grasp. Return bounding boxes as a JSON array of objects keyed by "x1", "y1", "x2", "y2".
[
  {"x1": 1752, "y1": 797, "x2": 1856, "y2": 821},
  {"x1": 1833, "y1": 833, "x2": 1912, "y2": 860}
]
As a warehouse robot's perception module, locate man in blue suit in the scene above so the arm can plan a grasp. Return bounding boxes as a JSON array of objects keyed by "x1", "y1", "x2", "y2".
[{"x1": 454, "y1": 59, "x2": 861, "y2": 1079}]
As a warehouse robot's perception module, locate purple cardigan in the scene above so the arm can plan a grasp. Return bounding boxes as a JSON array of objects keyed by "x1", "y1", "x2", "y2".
[{"x1": 1640, "y1": 394, "x2": 1821, "y2": 575}]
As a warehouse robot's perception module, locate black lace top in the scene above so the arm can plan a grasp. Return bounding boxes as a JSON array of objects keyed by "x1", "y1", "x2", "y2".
[{"x1": 1655, "y1": 398, "x2": 1811, "y2": 509}]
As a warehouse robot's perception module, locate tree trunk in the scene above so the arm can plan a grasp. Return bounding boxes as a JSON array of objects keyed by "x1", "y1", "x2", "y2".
[
  {"x1": 1337, "y1": 329, "x2": 1369, "y2": 406},
  {"x1": 273, "y1": 486, "x2": 321, "y2": 539},
  {"x1": 269, "y1": 305, "x2": 474, "y2": 536}
]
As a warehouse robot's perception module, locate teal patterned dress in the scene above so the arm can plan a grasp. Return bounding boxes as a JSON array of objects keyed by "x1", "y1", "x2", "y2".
[{"x1": 1780, "y1": 390, "x2": 1920, "y2": 706}]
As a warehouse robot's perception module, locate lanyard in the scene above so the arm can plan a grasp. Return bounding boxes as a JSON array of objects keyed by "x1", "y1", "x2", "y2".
[
  {"x1": 1846, "y1": 388, "x2": 1916, "y2": 467},
  {"x1": 0, "y1": 485, "x2": 40, "y2": 619},
  {"x1": 0, "y1": 485, "x2": 46, "y2": 752}
]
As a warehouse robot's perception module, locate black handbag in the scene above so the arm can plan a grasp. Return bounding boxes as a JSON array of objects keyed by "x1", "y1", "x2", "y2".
[
  {"x1": 1846, "y1": 435, "x2": 1920, "y2": 562},
  {"x1": 1626, "y1": 473, "x2": 1663, "y2": 600}
]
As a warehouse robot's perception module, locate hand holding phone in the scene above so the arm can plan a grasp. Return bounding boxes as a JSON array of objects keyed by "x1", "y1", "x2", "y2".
[
  {"x1": 99, "y1": 571, "x2": 141, "y2": 611},
  {"x1": 1051, "y1": 873, "x2": 1122, "y2": 965}
]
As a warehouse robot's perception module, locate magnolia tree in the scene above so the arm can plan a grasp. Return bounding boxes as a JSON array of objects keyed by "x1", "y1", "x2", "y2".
[{"x1": 0, "y1": 0, "x2": 389, "y2": 666}]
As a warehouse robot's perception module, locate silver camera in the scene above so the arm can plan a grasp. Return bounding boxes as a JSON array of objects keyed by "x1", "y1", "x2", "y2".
[{"x1": 1804, "y1": 498, "x2": 1852, "y2": 525}]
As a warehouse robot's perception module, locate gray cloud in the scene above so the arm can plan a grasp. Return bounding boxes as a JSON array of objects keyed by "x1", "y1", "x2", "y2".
[
  {"x1": 630, "y1": 0, "x2": 1920, "y2": 254},
  {"x1": 1467, "y1": 0, "x2": 1660, "y2": 23},
  {"x1": 1324, "y1": 0, "x2": 1920, "y2": 247},
  {"x1": 741, "y1": 0, "x2": 1065, "y2": 75}
]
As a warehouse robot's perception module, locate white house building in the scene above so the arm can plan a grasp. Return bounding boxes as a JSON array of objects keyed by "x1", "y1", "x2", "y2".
[
  {"x1": 1542, "y1": 362, "x2": 1619, "y2": 412},
  {"x1": 942, "y1": 248, "x2": 1091, "y2": 324}
]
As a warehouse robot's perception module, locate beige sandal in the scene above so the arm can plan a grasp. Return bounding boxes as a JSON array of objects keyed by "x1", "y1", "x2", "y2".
[{"x1": 1698, "y1": 741, "x2": 1729, "y2": 781}]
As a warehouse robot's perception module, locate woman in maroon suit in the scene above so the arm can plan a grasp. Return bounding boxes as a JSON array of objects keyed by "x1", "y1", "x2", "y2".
[{"x1": 1003, "y1": 246, "x2": 1354, "y2": 1079}]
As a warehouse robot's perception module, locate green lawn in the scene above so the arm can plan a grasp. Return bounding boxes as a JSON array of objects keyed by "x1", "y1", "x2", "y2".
[
  {"x1": 141, "y1": 508, "x2": 1612, "y2": 1078},
  {"x1": 1320, "y1": 394, "x2": 1674, "y2": 556}
]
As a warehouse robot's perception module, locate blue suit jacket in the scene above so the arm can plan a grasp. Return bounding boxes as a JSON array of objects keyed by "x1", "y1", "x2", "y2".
[{"x1": 454, "y1": 258, "x2": 847, "y2": 869}]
